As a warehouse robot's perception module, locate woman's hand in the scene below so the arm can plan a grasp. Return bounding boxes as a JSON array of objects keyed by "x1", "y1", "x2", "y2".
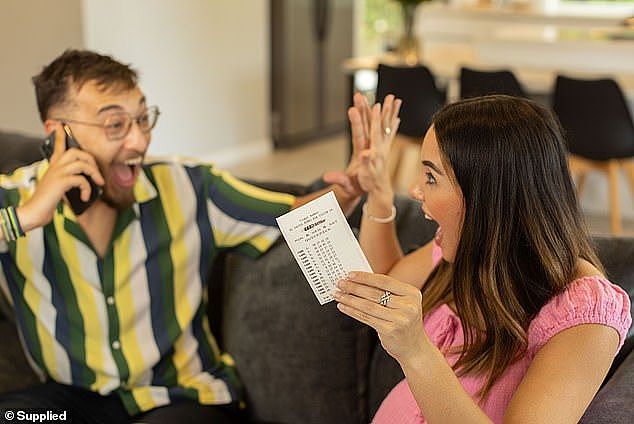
[
  {"x1": 323, "y1": 93, "x2": 401, "y2": 200},
  {"x1": 356, "y1": 95, "x2": 401, "y2": 198},
  {"x1": 334, "y1": 271, "x2": 429, "y2": 364}
]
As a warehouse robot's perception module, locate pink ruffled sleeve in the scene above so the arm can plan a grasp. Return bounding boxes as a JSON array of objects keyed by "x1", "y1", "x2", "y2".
[{"x1": 528, "y1": 276, "x2": 632, "y2": 355}]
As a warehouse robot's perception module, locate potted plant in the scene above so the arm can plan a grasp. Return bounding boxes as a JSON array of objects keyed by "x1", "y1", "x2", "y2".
[{"x1": 394, "y1": 0, "x2": 431, "y2": 63}]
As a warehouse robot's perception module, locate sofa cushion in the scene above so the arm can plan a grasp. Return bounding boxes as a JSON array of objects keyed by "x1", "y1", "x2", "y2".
[
  {"x1": 219, "y1": 239, "x2": 372, "y2": 424},
  {"x1": 391, "y1": 196, "x2": 438, "y2": 254},
  {"x1": 367, "y1": 345, "x2": 404, "y2": 420},
  {"x1": 215, "y1": 192, "x2": 437, "y2": 423},
  {"x1": 592, "y1": 236, "x2": 634, "y2": 337},
  {"x1": 0, "y1": 320, "x2": 41, "y2": 393}
]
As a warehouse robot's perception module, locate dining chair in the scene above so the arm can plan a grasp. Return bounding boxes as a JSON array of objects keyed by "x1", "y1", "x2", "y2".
[
  {"x1": 459, "y1": 66, "x2": 527, "y2": 99},
  {"x1": 553, "y1": 75, "x2": 634, "y2": 234},
  {"x1": 375, "y1": 63, "x2": 446, "y2": 193}
]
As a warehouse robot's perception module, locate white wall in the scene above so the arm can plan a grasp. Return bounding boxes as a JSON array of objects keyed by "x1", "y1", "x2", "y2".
[
  {"x1": 81, "y1": 0, "x2": 271, "y2": 164},
  {"x1": 0, "y1": 0, "x2": 84, "y2": 136}
]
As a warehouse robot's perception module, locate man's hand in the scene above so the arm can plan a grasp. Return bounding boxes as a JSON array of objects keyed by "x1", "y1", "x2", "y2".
[{"x1": 16, "y1": 122, "x2": 105, "y2": 232}]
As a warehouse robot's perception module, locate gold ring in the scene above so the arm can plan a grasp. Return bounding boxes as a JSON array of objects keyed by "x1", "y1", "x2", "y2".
[{"x1": 384, "y1": 127, "x2": 392, "y2": 136}]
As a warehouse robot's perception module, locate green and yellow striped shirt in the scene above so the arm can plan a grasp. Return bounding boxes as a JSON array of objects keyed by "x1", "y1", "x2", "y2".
[{"x1": 0, "y1": 158, "x2": 295, "y2": 414}]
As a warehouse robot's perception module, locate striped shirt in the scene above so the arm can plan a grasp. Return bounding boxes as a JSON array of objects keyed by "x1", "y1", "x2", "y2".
[{"x1": 0, "y1": 158, "x2": 295, "y2": 414}]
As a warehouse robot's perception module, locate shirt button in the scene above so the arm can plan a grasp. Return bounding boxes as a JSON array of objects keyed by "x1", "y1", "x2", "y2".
[
  {"x1": 107, "y1": 296, "x2": 115, "y2": 305},
  {"x1": 112, "y1": 340, "x2": 121, "y2": 350}
]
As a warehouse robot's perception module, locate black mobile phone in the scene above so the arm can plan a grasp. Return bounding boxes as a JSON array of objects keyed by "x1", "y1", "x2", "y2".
[{"x1": 41, "y1": 124, "x2": 101, "y2": 216}]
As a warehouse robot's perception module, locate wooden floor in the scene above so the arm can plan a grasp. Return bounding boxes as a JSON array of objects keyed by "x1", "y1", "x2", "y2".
[{"x1": 227, "y1": 134, "x2": 634, "y2": 236}]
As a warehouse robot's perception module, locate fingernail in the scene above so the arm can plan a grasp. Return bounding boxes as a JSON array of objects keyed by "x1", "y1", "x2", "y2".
[
  {"x1": 336, "y1": 280, "x2": 343, "y2": 288},
  {"x1": 347, "y1": 272, "x2": 357, "y2": 279}
]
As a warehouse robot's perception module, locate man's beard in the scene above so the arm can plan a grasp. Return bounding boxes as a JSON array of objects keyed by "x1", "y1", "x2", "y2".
[{"x1": 101, "y1": 185, "x2": 135, "y2": 211}]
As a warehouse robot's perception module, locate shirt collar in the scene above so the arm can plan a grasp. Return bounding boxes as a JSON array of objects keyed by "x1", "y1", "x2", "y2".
[{"x1": 133, "y1": 167, "x2": 158, "y2": 204}]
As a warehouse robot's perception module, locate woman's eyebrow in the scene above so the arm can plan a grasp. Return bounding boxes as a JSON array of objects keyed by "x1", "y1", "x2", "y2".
[{"x1": 422, "y1": 160, "x2": 444, "y2": 176}]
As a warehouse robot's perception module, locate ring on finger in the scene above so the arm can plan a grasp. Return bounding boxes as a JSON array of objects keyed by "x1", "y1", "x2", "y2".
[
  {"x1": 383, "y1": 127, "x2": 392, "y2": 136},
  {"x1": 378, "y1": 290, "x2": 391, "y2": 307}
]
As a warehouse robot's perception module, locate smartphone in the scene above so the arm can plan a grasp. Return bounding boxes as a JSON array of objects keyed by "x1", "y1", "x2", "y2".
[{"x1": 41, "y1": 124, "x2": 101, "y2": 216}]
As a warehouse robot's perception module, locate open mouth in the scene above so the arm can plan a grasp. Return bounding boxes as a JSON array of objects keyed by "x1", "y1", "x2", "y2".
[
  {"x1": 434, "y1": 226, "x2": 443, "y2": 245},
  {"x1": 111, "y1": 157, "x2": 143, "y2": 189},
  {"x1": 423, "y1": 210, "x2": 443, "y2": 245}
]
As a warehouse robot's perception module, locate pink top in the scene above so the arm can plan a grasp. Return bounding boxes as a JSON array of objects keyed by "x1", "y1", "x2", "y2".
[{"x1": 372, "y1": 244, "x2": 632, "y2": 424}]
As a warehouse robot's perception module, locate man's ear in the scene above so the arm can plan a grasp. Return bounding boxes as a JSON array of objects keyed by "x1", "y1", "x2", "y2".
[{"x1": 43, "y1": 119, "x2": 58, "y2": 135}]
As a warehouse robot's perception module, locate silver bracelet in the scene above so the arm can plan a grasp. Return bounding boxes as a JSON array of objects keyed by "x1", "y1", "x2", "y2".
[{"x1": 362, "y1": 203, "x2": 396, "y2": 223}]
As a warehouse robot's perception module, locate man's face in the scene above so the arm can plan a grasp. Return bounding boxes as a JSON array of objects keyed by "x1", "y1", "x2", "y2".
[{"x1": 52, "y1": 81, "x2": 151, "y2": 211}]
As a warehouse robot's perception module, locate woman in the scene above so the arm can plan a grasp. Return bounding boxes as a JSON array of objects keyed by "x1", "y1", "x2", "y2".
[{"x1": 332, "y1": 94, "x2": 631, "y2": 423}]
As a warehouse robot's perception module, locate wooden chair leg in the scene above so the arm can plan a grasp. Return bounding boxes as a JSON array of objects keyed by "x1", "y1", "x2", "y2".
[
  {"x1": 607, "y1": 160, "x2": 622, "y2": 235},
  {"x1": 568, "y1": 155, "x2": 583, "y2": 176},
  {"x1": 394, "y1": 141, "x2": 420, "y2": 194},
  {"x1": 388, "y1": 138, "x2": 404, "y2": 185},
  {"x1": 622, "y1": 159, "x2": 634, "y2": 202},
  {"x1": 576, "y1": 170, "x2": 588, "y2": 198}
]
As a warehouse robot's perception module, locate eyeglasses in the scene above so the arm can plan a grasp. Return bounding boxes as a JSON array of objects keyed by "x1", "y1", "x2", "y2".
[{"x1": 52, "y1": 106, "x2": 160, "y2": 141}]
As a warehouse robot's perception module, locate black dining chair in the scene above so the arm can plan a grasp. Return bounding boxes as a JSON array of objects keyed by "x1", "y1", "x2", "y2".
[
  {"x1": 375, "y1": 63, "x2": 446, "y2": 192},
  {"x1": 459, "y1": 66, "x2": 527, "y2": 99},
  {"x1": 553, "y1": 75, "x2": 634, "y2": 234}
]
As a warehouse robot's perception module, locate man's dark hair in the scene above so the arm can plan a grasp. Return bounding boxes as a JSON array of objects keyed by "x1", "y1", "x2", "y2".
[{"x1": 32, "y1": 49, "x2": 138, "y2": 122}]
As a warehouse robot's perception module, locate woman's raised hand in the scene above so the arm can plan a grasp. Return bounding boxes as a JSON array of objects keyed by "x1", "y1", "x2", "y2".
[
  {"x1": 323, "y1": 93, "x2": 401, "y2": 198},
  {"x1": 356, "y1": 94, "x2": 401, "y2": 196}
]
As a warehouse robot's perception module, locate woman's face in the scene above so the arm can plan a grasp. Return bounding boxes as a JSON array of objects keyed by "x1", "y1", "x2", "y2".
[{"x1": 410, "y1": 126, "x2": 465, "y2": 263}]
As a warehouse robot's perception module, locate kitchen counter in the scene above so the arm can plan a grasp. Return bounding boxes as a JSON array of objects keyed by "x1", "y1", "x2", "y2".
[{"x1": 345, "y1": 3, "x2": 634, "y2": 101}]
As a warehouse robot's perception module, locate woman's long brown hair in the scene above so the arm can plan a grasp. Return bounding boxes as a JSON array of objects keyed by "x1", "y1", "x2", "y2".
[{"x1": 421, "y1": 95, "x2": 603, "y2": 398}]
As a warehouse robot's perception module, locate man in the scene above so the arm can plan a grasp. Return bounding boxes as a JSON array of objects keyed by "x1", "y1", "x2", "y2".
[{"x1": 0, "y1": 50, "x2": 367, "y2": 423}]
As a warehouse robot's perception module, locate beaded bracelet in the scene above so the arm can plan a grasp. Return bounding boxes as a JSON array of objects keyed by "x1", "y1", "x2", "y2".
[
  {"x1": 362, "y1": 203, "x2": 396, "y2": 224},
  {"x1": 0, "y1": 206, "x2": 25, "y2": 242}
]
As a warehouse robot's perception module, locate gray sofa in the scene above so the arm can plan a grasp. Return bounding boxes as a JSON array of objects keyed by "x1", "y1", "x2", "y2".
[{"x1": 0, "y1": 130, "x2": 632, "y2": 423}]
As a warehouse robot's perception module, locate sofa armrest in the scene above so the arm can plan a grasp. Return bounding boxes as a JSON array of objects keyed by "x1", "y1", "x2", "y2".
[
  {"x1": 243, "y1": 179, "x2": 311, "y2": 197},
  {"x1": 591, "y1": 236, "x2": 634, "y2": 381},
  {"x1": 0, "y1": 131, "x2": 42, "y2": 175}
]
